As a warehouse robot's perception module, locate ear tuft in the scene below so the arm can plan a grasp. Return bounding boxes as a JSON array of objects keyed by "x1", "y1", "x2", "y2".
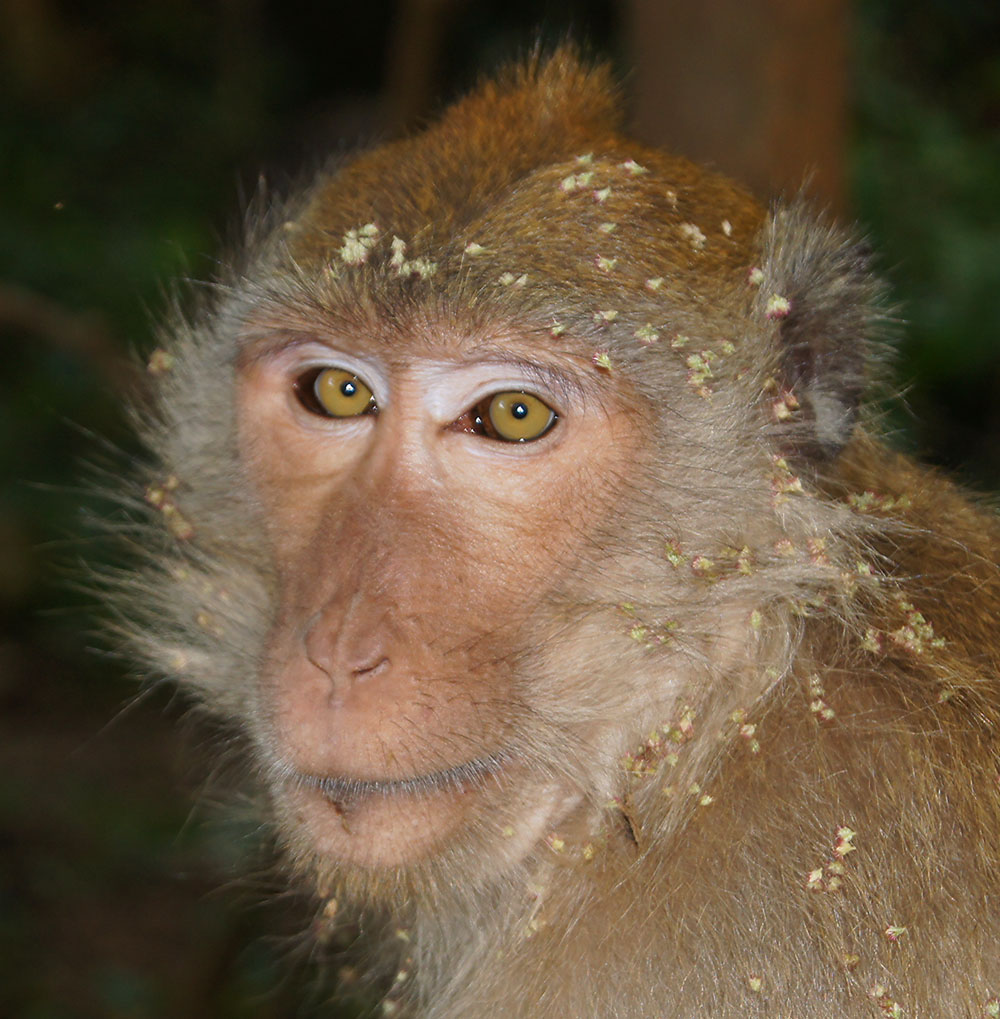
[{"x1": 756, "y1": 201, "x2": 887, "y2": 461}]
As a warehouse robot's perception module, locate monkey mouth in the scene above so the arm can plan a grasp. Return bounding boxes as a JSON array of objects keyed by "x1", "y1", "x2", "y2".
[
  {"x1": 295, "y1": 752, "x2": 509, "y2": 803},
  {"x1": 282, "y1": 751, "x2": 574, "y2": 869}
]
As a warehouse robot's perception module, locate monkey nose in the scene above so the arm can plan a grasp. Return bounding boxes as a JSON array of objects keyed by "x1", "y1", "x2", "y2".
[{"x1": 304, "y1": 612, "x2": 393, "y2": 687}]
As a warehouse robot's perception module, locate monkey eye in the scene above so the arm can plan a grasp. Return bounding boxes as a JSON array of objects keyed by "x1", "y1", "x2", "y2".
[
  {"x1": 295, "y1": 367, "x2": 377, "y2": 418},
  {"x1": 468, "y1": 391, "x2": 557, "y2": 442}
]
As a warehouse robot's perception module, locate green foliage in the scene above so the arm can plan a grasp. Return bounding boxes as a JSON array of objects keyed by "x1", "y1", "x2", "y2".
[{"x1": 854, "y1": 0, "x2": 1000, "y2": 484}]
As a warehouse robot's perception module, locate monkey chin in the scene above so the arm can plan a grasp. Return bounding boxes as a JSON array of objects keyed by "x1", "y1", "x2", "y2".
[{"x1": 281, "y1": 757, "x2": 579, "y2": 873}]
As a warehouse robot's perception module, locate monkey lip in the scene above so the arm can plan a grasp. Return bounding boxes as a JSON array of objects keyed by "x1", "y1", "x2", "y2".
[
  {"x1": 283, "y1": 752, "x2": 521, "y2": 868},
  {"x1": 294, "y1": 751, "x2": 510, "y2": 803}
]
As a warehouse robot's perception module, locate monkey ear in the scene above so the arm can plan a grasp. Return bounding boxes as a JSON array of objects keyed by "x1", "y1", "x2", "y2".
[{"x1": 756, "y1": 200, "x2": 886, "y2": 462}]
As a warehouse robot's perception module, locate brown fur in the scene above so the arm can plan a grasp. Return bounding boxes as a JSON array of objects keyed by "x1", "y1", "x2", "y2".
[{"x1": 118, "y1": 49, "x2": 1000, "y2": 1016}]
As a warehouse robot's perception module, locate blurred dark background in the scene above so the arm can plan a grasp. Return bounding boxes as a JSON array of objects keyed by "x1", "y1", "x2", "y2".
[{"x1": 2, "y1": 1, "x2": 999, "y2": 1016}]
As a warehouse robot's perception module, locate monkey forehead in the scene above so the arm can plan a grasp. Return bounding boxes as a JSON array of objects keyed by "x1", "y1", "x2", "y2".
[{"x1": 279, "y1": 50, "x2": 765, "y2": 302}]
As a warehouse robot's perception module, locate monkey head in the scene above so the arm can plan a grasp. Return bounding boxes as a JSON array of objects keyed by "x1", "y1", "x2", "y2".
[{"x1": 130, "y1": 51, "x2": 882, "y2": 897}]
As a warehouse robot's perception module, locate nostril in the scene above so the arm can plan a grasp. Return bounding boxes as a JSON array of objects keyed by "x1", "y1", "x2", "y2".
[
  {"x1": 303, "y1": 605, "x2": 392, "y2": 685},
  {"x1": 353, "y1": 655, "x2": 390, "y2": 679}
]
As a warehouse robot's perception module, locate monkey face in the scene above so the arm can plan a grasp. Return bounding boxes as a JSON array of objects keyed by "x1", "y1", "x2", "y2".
[{"x1": 236, "y1": 316, "x2": 643, "y2": 869}]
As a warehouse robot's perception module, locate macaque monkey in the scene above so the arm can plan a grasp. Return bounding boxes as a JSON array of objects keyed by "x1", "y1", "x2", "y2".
[{"x1": 123, "y1": 49, "x2": 1000, "y2": 1016}]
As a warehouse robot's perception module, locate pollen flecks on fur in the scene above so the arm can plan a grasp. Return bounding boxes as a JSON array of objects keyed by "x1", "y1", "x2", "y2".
[
  {"x1": 834, "y1": 826, "x2": 857, "y2": 856},
  {"x1": 808, "y1": 826, "x2": 856, "y2": 892},
  {"x1": 739, "y1": 723, "x2": 761, "y2": 754},
  {"x1": 407, "y1": 257, "x2": 437, "y2": 279},
  {"x1": 847, "y1": 491, "x2": 914, "y2": 514},
  {"x1": 770, "y1": 388, "x2": 801, "y2": 422},
  {"x1": 635, "y1": 324, "x2": 660, "y2": 345},
  {"x1": 747, "y1": 975, "x2": 763, "y2": 993},
  {"x1": 560, "y1": 171, "x2": 594, "y2": 193},
  {"x1": 808, "y1": 674, "x2": 836, "y2": 722},
  {"x1": 390, "y1": 236, "x2": 407, "y2": 268},
  {"x1": 592, "y1": 350, "x2": 613, "y2": 371},
  {"x1": 195, "y1": 610, "x2": 224, "y2": 637},
  {"x1": 144, "y1": 475, "x2": 177, "y2": 507},
  {"x1": 748, "y1": 266, "x2": 766, "y2": 286},
  {"x1": 685, "y1": 351, "x2": 716, "y2": 396},
  {"x1": 386, "y1": 236, "x2": 438, "y2": 279},
  {"x1": 594, "y1": 310, "x2": 619, "y2": 324},
  {"x1": 770, "y1": 457, "x2": 805, "y2": 502},
  {"x1": 806, "y1": 867, "x2": 825, "y2": 891},
  {"x1": 806, "y1": 538, "x2": 829, "y2": 566},
  {"x1": 722, "y1": 219, "x2": 734, "y2": 237},
  {"x1": 869, "y1": 985, "x2": 905, "y2": 1018},
  {"x1": 884, "y1": 925, "x2": 907, "y2": 943},
  {"x1": 147, "y1": 348, "x2": 175, "y2": 375},
  {"x1": 593, "y1": 186, "x2": 612, "y2": 203},
  {"x1": 645, "y1": 276, "x2": 665, "y2": 291},
  {"x1": 623, "y1": 707, "x2": 696, "y2": 781},
  {"x1": 774, "y1": 538, "x2": 797, "y2": 558},
  {"x1": 690, "y1": 555, "x2": 717, "y2": 581},
  {"x1": 679, "y1": 222, "x2": 707, "y2": 251},
  {"x1": 161, "y1": 648, "x2": 189, "y2": 673},
  {"x1": 665, "y1": 540, "x2": 686, "y2": 567},
  {"x1": 499, "y1": 272, "x2": 528, "y2": 287},
  {"x1": 595, "y1": 255, "x2": 618, "y2": 272},
  {"x1": 719, "y1": 544, "x2": 755, "y2": 576},
  {"x1": 545, "y1": 833, "x2": 566, "y2": 854},
  {"x1": 145, "y1": 476, "x2": 195, "y2": 541},
  {"x1": 339, "y1": 223, "x2": 380, "y2": 265},
  {"x1": 620, "y1": 159, "x2": 649, "y2": 176},
  {"x1": 463, "y1": 241, "x2": 486, "y2": 255},
  {"x1": 626, "y1": 612, "x2": 679, "y2": 650},
  {"x1": 889, "y1": 598, "x2": 946, "y2": 654},
  {"x1": 674, "y1": 706, "x2": 696, "y2": 741},
  {"x1": 765, "y1": 294, "x2": 792, "y2": 319}
]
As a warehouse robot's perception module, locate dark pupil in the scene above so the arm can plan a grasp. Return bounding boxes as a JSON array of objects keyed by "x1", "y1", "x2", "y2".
[
  {"x1": 340, "y1": 380, "x2": 358, "y2": 398},
  {"x1": 511, "y1": 401, "x2": 529, "y2": 419}
]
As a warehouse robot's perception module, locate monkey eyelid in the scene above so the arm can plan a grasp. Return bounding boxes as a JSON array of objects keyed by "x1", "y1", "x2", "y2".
[
  {"x1": 454, "y1": 352, "x2": 588, "y2": 408},
  {"x1": 238, "y1": 330, "x2": 385, "y2": 380}
]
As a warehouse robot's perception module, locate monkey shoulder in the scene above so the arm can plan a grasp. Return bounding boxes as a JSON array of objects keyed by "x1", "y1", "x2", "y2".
[{"x1": 668, "y1": 440, "x2": 1000, "y2": 1008}]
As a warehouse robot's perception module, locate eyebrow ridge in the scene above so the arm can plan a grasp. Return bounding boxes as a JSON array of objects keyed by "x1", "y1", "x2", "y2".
[{"x1": 454, "y1": 348, "x2": 590, "y2": 403}]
